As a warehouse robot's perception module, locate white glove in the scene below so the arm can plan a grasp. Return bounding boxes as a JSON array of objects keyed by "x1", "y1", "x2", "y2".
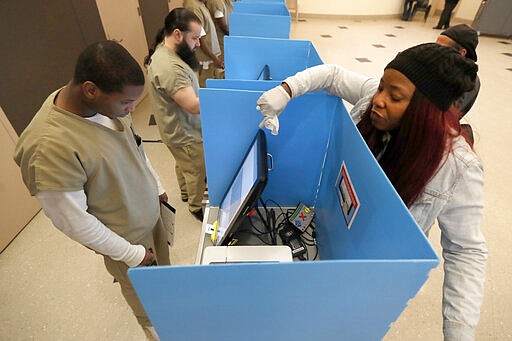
[
  {"x1": 259, "y1": 115, "x2": 280, "y2": 136},
  {"x1": 256, "y1": 85, "x2": 291, "y2": 135}
]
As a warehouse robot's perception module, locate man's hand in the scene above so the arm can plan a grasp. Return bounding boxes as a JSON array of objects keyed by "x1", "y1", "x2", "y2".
[
  {"x1": 138, "y1": 248, "x2": 155, "y2": 266},
  {"x1": 256, "y1": 85, "x2": 291, "y2": 135},
  {"x1": 213, "y1": 56, "x2": 224, "y2": 69},
  {"x1": 159, "y1": 192, "x2": 168, "y2": 203}
]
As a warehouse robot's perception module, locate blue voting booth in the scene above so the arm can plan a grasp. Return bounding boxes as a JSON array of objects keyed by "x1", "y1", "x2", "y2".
[
  {"x1": 230, "y1": 1, "x2": 291, "y2": 38},
  {"x1": 128, "y1": 88, "x2": 440, "y2": 340},
  {"x1": 224, "y1": 36, "x2": 323, "y2": 81},
  {"x1": 129, "y1": 5, "x2": 439, "y2": 339}
]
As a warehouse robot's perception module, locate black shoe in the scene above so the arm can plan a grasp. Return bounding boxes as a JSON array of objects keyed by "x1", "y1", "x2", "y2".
[
  {"x1": 181, "y1": 197, "x2": 188, "y2": 202},
  {"x1": 191, "y1": 209, "x2": 204, "y2": 221},
  {"x1": 433, "y1": 26, "x2": 442, "y2": 29}
]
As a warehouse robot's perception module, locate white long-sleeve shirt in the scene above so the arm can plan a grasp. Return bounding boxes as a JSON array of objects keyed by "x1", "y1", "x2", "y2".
[{"x1": 35, "y1": 114, "x2": 165, "y2": 267}]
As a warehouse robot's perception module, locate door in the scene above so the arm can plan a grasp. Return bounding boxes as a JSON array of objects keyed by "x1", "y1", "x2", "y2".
[
  {"x1": 95, "y1": 0, "x2": 150, "y2": 102},
  {"x1": 473, "y1": 0, "x2": 512, "y2": 37},
  {"x1": 0, "y1": 0, "x2": 106, "y2": 136},
  {"x1": 139, "y1": 0, "x2": 170, "y2": 52},
  {"x1": 169, "y1": 0, "x2": 184, "y2": 11}
]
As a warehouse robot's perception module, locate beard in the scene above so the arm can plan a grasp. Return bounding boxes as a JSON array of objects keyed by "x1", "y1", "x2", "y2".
[{"x1": 176, "y1": 40, "x2": 200, "y2": 71}]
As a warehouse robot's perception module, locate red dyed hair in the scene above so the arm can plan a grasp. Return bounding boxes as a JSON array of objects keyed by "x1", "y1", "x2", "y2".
[{"x1": 357, "y1": 90, "x2": 471, "y2": 207}]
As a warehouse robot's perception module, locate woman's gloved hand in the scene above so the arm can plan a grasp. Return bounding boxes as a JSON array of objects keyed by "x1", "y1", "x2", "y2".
[{"x1": 256, "y1": 85, "x2": 291, "y2": 135}]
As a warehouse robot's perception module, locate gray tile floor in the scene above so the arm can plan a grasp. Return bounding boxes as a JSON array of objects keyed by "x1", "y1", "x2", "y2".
[{"x1": 1, "y1": 16, "x2": 511, "y2": 341}]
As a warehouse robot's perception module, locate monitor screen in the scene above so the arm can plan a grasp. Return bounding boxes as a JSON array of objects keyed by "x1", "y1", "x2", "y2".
[{"x1": 214, "y1": 130, "x2": 268, "y2": 246}]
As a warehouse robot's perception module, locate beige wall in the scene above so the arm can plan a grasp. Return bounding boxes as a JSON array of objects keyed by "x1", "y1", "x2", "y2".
[
  {"x1": 297, "y1": 0, "x2": 479, "y2": 21},
  {"x1": 0, "y1": 106, "x2": 40, "y2": 252},
  {"x1": 168, "y1": 0, "x2": 184, "y2": 11},
  {"x1": 455, "y1": 0, "x2": 481, "y2": 21},
  {"x1": 298, "y1": 0, "x2": 403, "y2": 16}
]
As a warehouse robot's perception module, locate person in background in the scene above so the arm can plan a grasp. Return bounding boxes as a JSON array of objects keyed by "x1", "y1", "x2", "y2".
[
  {"x1": 401, "y1": 0, "x2": 417, "y2": 21},
  {"x1": 436, "y1": 24, "x2": 480, "y2": 117},
  {"x1": 257, "y1": 43, "x2": 487, "y2": 341},
  {"x1": 184, "y1": 0, "x2": 224, "y2": 87},
  {"x1": 14, "y1": 40, "x2": 170, "y2": 341},
  {"x1": 145, "y1": 8, "x2": 206, "y2": 222},
  {"x1": 206, "y1": 0, "x2": 233, "y2": 55},
  {"x1": 433, "y1": 0, "x2": 460, "y2": 30}
]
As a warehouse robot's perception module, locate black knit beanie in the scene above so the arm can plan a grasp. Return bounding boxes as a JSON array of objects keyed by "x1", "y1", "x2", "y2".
[
  {"x1": 441, "y1": 24, "x2": 478, "y2": 62},
  {"x1": 385, "y1": 43, "x2": 478, "y2": 111}
]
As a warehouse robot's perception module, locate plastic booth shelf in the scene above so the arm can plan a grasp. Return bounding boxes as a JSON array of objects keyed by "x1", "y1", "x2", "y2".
[{"x1": 128, "y1": 89, "x2": 439, "y2": 341}]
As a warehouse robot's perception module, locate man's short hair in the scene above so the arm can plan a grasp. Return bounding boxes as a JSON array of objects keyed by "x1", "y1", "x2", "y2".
[{"x1": 73, "y1": 40, "x2": 145, "y2": 93}]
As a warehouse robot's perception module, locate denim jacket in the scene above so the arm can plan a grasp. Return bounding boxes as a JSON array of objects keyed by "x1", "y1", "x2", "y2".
[{"x1": 285, "y1": 64, "x2": 488, "y2": 341}]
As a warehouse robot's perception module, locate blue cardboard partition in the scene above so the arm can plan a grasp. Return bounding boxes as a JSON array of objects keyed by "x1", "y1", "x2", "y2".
[
  {"x1": 206, "y1": 79, "x2": 280, "y2": 91},
  {"x1": 238, "y1": 0, "x2": 285, "y2": 2},
  {"x1": 129, "y1": 261, "x2": 436, "y2": 341},
  {"x1": 224, "y1": 36, "x2": 323, "y2": 81},
  {"x1": 233, "y1": 1, "x2": 289, "y2": 15},
  {"x1": 229, "y1": 13, "x2": 290, "y2": 38},
  {"x1": 315, "y1": 100, "x2": 439, "y2": 261},
  {"x1": 199, "y1": 89, "x2": 336, "y2": 207},
  {"x1": 230, "y1": 1, "x2": 290, "y2": 38},
  {"x1": 128, "y1": 89, "x2": 439, "y2": 341}
]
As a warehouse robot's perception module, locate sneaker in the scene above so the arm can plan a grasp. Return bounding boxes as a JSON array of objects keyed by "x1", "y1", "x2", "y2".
[{"x1": 191, "y1": 209, "x2": 204, "y2": 221}]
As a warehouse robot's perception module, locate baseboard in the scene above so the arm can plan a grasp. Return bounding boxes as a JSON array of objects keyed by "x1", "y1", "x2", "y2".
[{"x1": 298, "y1": 13, "x2": 400, "y2": 21}]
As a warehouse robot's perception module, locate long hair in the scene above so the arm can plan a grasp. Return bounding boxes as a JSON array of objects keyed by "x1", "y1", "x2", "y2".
[
  {"x1": 144, "y1": 8, "x2": 201, "y2": 66},
  {"x1": 357, "y1": 90, "x2": 470, "y2": 207}
]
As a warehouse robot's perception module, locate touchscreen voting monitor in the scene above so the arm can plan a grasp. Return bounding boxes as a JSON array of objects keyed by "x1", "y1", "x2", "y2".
[{"x1": 214, "y1": 130, "x2": 268, "y2": 246}]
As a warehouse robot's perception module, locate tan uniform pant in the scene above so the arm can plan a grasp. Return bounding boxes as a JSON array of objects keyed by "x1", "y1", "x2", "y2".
[
  {"x1": 167, "y1": 141, "x2": 206, "y2": 214},
  {"x1": 103, "y1": 217, "x2": 170, "y2": 329}
]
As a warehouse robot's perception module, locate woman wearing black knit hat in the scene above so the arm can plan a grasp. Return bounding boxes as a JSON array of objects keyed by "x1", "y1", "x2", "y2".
[{"x1": 257, "y1": 43, "x2": 487, "y2": 341}]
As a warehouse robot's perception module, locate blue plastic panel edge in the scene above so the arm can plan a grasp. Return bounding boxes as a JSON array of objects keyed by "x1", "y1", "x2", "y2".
[
  {"x1": 129, "y1": 259, "x2": 438, "y2": 341},
  {"x1": 233, "y1": 1, "x2": 290, "y2": 15},
  {"x1": 206, "y1": 79, "x2": 281, "y2": 90}
]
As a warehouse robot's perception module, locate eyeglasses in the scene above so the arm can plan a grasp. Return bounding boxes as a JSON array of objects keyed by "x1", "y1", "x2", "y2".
[{"x1": 182, "y1": 29, "x2": 201, "y2": 42}]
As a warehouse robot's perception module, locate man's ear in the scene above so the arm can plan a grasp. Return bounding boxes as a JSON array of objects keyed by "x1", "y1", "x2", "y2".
[
  {"x1": 81, "y1": 81, "x2": 98, "y2": 100},
  {"x1": 460, "y1": 48, "x2": 467, "y2": 58},
  {"x1": 172, "y1": 28, "x2": 183, "y2": 42}
]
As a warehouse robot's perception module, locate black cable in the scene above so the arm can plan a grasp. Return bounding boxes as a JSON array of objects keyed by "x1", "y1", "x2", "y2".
[
  {"x1": 234, "y1": 229, "x2": 272, "y2": 245},
  {"x1": 256, "y1": 200, "x2": 276, "y2": 245},
  {"x1": 300, "y1": 234, "x2": 315, "y2": 243},
  {"x1": 312, "y1": 247, "x2": 319, "y2": 260},
  {"x1": 247, "y1": 215, "x2": 268, "y2": 235},
  {"x1": 270, "y1": 209, "x2": 277, "y2": 245},
  {"x1": 141, "y1": 139, "x2": 163, "y2": 143},
  {"x1": 303, "y1": 229, "x2": 314, "y2": 238},
  {"x1": 311, "y1": 230, "x2": 319, "y2": 260}
]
